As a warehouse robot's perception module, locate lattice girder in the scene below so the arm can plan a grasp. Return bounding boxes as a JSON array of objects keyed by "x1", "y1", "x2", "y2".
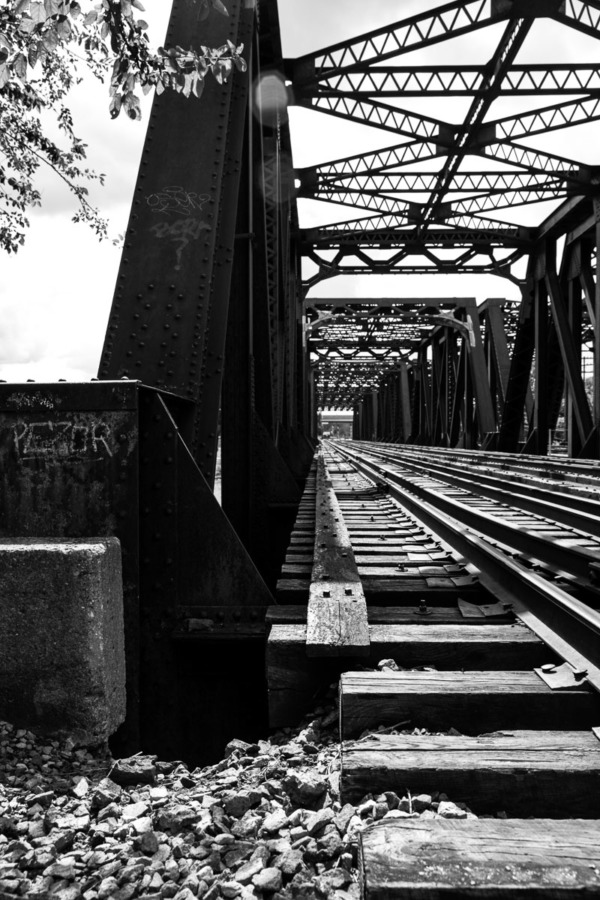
[{"x1": 290, "y1": 0, "x2": 600, "y2": 290}]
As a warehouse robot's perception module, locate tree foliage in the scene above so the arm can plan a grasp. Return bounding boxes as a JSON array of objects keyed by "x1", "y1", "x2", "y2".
[{"x1": 0, "y1": 0, "x2": 246, "y2": 252}]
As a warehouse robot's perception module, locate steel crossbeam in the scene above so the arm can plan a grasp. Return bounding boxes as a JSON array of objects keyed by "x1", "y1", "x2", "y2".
[
  {"x1": 301, "y1": 172, "x2": 568, "y2": 195},
  {"x1": 304, "y1": 92, "x2": 600, "y2": 146},
  {"x1": 305, "y1": 214, "x2": 529, "y2": 243},
  {"x1": 307, "y1": 142, "x2": 585, "y2": 187},
  {"x1": 299, "y1": 65, "x2": 600, "y2": 97},
  {"x1": 306, "y1": 184, "x2": 570, "y2": 219}
]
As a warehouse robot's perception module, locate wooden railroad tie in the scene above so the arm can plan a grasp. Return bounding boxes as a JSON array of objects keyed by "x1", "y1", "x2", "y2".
[
  {"x1": 359, "y1": 819, "x2": 600, "y2": 899},
  {"x1": 339, "y1": 670, "x2": 600, "y2": 738},
  {"x1": 306, "y1": 453, "x2": 370, "y2": 657},
  {"x1": 342, "y1": 729, "x2": 600, "y2": 817}
]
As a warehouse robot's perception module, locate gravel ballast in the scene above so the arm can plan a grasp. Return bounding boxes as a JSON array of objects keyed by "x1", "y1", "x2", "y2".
[{"x1": 0, "y1": 689, "x2": 476, "y2": 900}]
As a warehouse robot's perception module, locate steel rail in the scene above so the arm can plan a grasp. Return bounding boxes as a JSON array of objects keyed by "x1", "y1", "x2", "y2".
[
  {"x1": 374, "y1": 446, "x2": 600, "y2": 503},
  {"x1": 331, "y1": 444, "x2": 600, "y2": 585},
  {"x1": 391, "y1": 450, "x2": 600, "y2": 506},
  {"x1": 350, "y1": 442, "x2": 600, "y2": 537},
  {"x1": 369, "y1": 443, "x2": 600, "y2": 491},
  {"x1": 326, "y1": 441, "x2": 600, "y2": 693}
]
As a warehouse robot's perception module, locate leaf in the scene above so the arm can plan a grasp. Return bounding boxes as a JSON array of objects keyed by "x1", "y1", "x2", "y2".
[
  {"x1": 28, "y1": 1, "x2": 46, "y2": 24},
  {"x1": 122, "y1": 90, "x2": 141, "y2": 119},
  {"x1": 192, "y1": 73, "x2": 204, "y2": 99},
  {"x1": 0, "y1": 33, "x2": 12, "y2": 51},
  {"x1": 54, "y1": 15, "x2": 72, "y2": 39},
  {"x1": 0, "y1": 63, "x2": 9, "y2": 89},
  {"x1": 109, "y1": 92, "x2": 122, "y2": 118},
  {"x1": 213, "y1": 57, "x2": 232, "y2": 84},
  {"x1": 83, "y1": 9, "x2": 97, "y2": 25},
  {"x1": 41, "y1": 23, "x2": 59, "y2": 50},
  {"x1": 10, "y1": 51, "x2": 28, "y2": 79},
  {"x1": 16, "y1": 15, "x2": 37, "y2": 33},
  {"x1": 36, "y1": 40, "x2": 48, "y2": 65},
  {"x1": 131, "y1": 0, "x2": 145, "y2": 8},
  {"x1": 69, "y1": 1, "x2": 81, "y2": 16},
  {"x1": 44, "y1": 0, "x2": 63, "y2": 16}
]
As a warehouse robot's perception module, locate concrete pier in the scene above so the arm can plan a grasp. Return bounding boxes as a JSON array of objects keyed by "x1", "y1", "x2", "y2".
[{"x1": 0, "y1": 538, "x2": 125, "y2": 745}]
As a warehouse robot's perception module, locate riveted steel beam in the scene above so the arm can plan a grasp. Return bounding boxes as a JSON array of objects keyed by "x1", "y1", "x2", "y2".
[
  {"x1": 99, "y1": 0, "x2": 253, "y2": 484},
  {"x1": 293, "y1": 64, "x2": 600, "y2": 98}
]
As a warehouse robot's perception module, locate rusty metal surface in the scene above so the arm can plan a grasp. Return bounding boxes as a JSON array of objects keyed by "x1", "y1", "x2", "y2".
[
  {"x1": 98, "y1": 0, "x2": 254, "y2": 486},
  {"x1": 136, "y1": 388, "x2": 274, "y2": 758},
  {"x1": 0, "y1": 381, "x2": 141, "y2": 747},
  {"x1": 0, "y1": 381, "x2": 138, "y2": 536}
]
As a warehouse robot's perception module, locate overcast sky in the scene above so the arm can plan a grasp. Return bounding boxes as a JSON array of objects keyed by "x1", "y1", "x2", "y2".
[{"x1": 0, "y1": 1, "x2": 598, "y2": 381}]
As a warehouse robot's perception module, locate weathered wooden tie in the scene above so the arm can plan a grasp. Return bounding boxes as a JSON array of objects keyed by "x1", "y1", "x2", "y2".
[
  {"x1": 340, "y1": 670, "x2": 600, "y2": 737},
  {"x1": 307, "y1": 453, "x2": 369, "y2": 657},
  {"x1": 359, "y1": 819, "x2": 600, "y2": 898},
  {"x1": 342, "y1": 729, "x2": 600, "y2": 817}
]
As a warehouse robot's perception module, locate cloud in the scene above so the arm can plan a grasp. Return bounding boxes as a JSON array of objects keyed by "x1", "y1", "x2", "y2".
[
  {"x1": 0, "y1": 306, "x2": 49, "y2": 365},
  {"x1": 0, "y1": 217, "x2": 121, "y2": 381}
]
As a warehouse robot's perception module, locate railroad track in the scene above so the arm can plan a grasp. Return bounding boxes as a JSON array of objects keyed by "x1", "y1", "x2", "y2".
[
  {"x1": 341, "y1": 441, "x2": 600, "y2": 597},
  {"x1": 266, "y1": 442, "x2": 600, "y2": 897}
]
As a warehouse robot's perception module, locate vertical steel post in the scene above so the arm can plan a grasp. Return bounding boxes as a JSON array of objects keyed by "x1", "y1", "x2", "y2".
[{"x1": 98, "y1": 0, "x2": 253, "y2": 485}]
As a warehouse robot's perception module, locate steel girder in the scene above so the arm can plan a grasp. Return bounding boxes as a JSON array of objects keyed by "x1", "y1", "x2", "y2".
[
  {"x1": 497, "y1": 231, "x2": 599, "y2": 456},
  {"x1": 293, "y1": 65, "x2": 600, "y2": 98}
]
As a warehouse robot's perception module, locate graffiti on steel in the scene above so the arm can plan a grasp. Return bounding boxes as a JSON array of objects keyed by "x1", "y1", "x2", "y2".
[
  {"x1": 146, "y1": 186, "x2": 212, "y2": 271},
  {"x1": 11, "y1": 420, "x2": 115, "y2": 460}
]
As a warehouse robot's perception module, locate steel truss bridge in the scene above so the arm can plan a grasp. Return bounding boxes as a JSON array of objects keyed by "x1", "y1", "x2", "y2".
[{"x1": 1, "y1": 0, "x2": 600, "y2": 756}]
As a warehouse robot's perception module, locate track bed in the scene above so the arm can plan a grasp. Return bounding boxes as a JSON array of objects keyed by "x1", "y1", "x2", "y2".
[{"x1": 267, "y1": 443, "x2": 600, "y2": 897}]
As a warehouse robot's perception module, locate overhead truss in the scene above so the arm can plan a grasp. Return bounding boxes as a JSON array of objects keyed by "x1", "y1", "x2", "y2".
[
  {"x1": 284, "y1": 0, "x2": 600, "y2": 455},
  {"x1": 287, "y1": 0, "x2": 600, "y2": 284}
]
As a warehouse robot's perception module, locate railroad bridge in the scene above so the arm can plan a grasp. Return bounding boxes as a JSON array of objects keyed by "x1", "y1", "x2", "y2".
[{"x1": 3, "y1": 3, "x2": 600, "y2": 881}]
